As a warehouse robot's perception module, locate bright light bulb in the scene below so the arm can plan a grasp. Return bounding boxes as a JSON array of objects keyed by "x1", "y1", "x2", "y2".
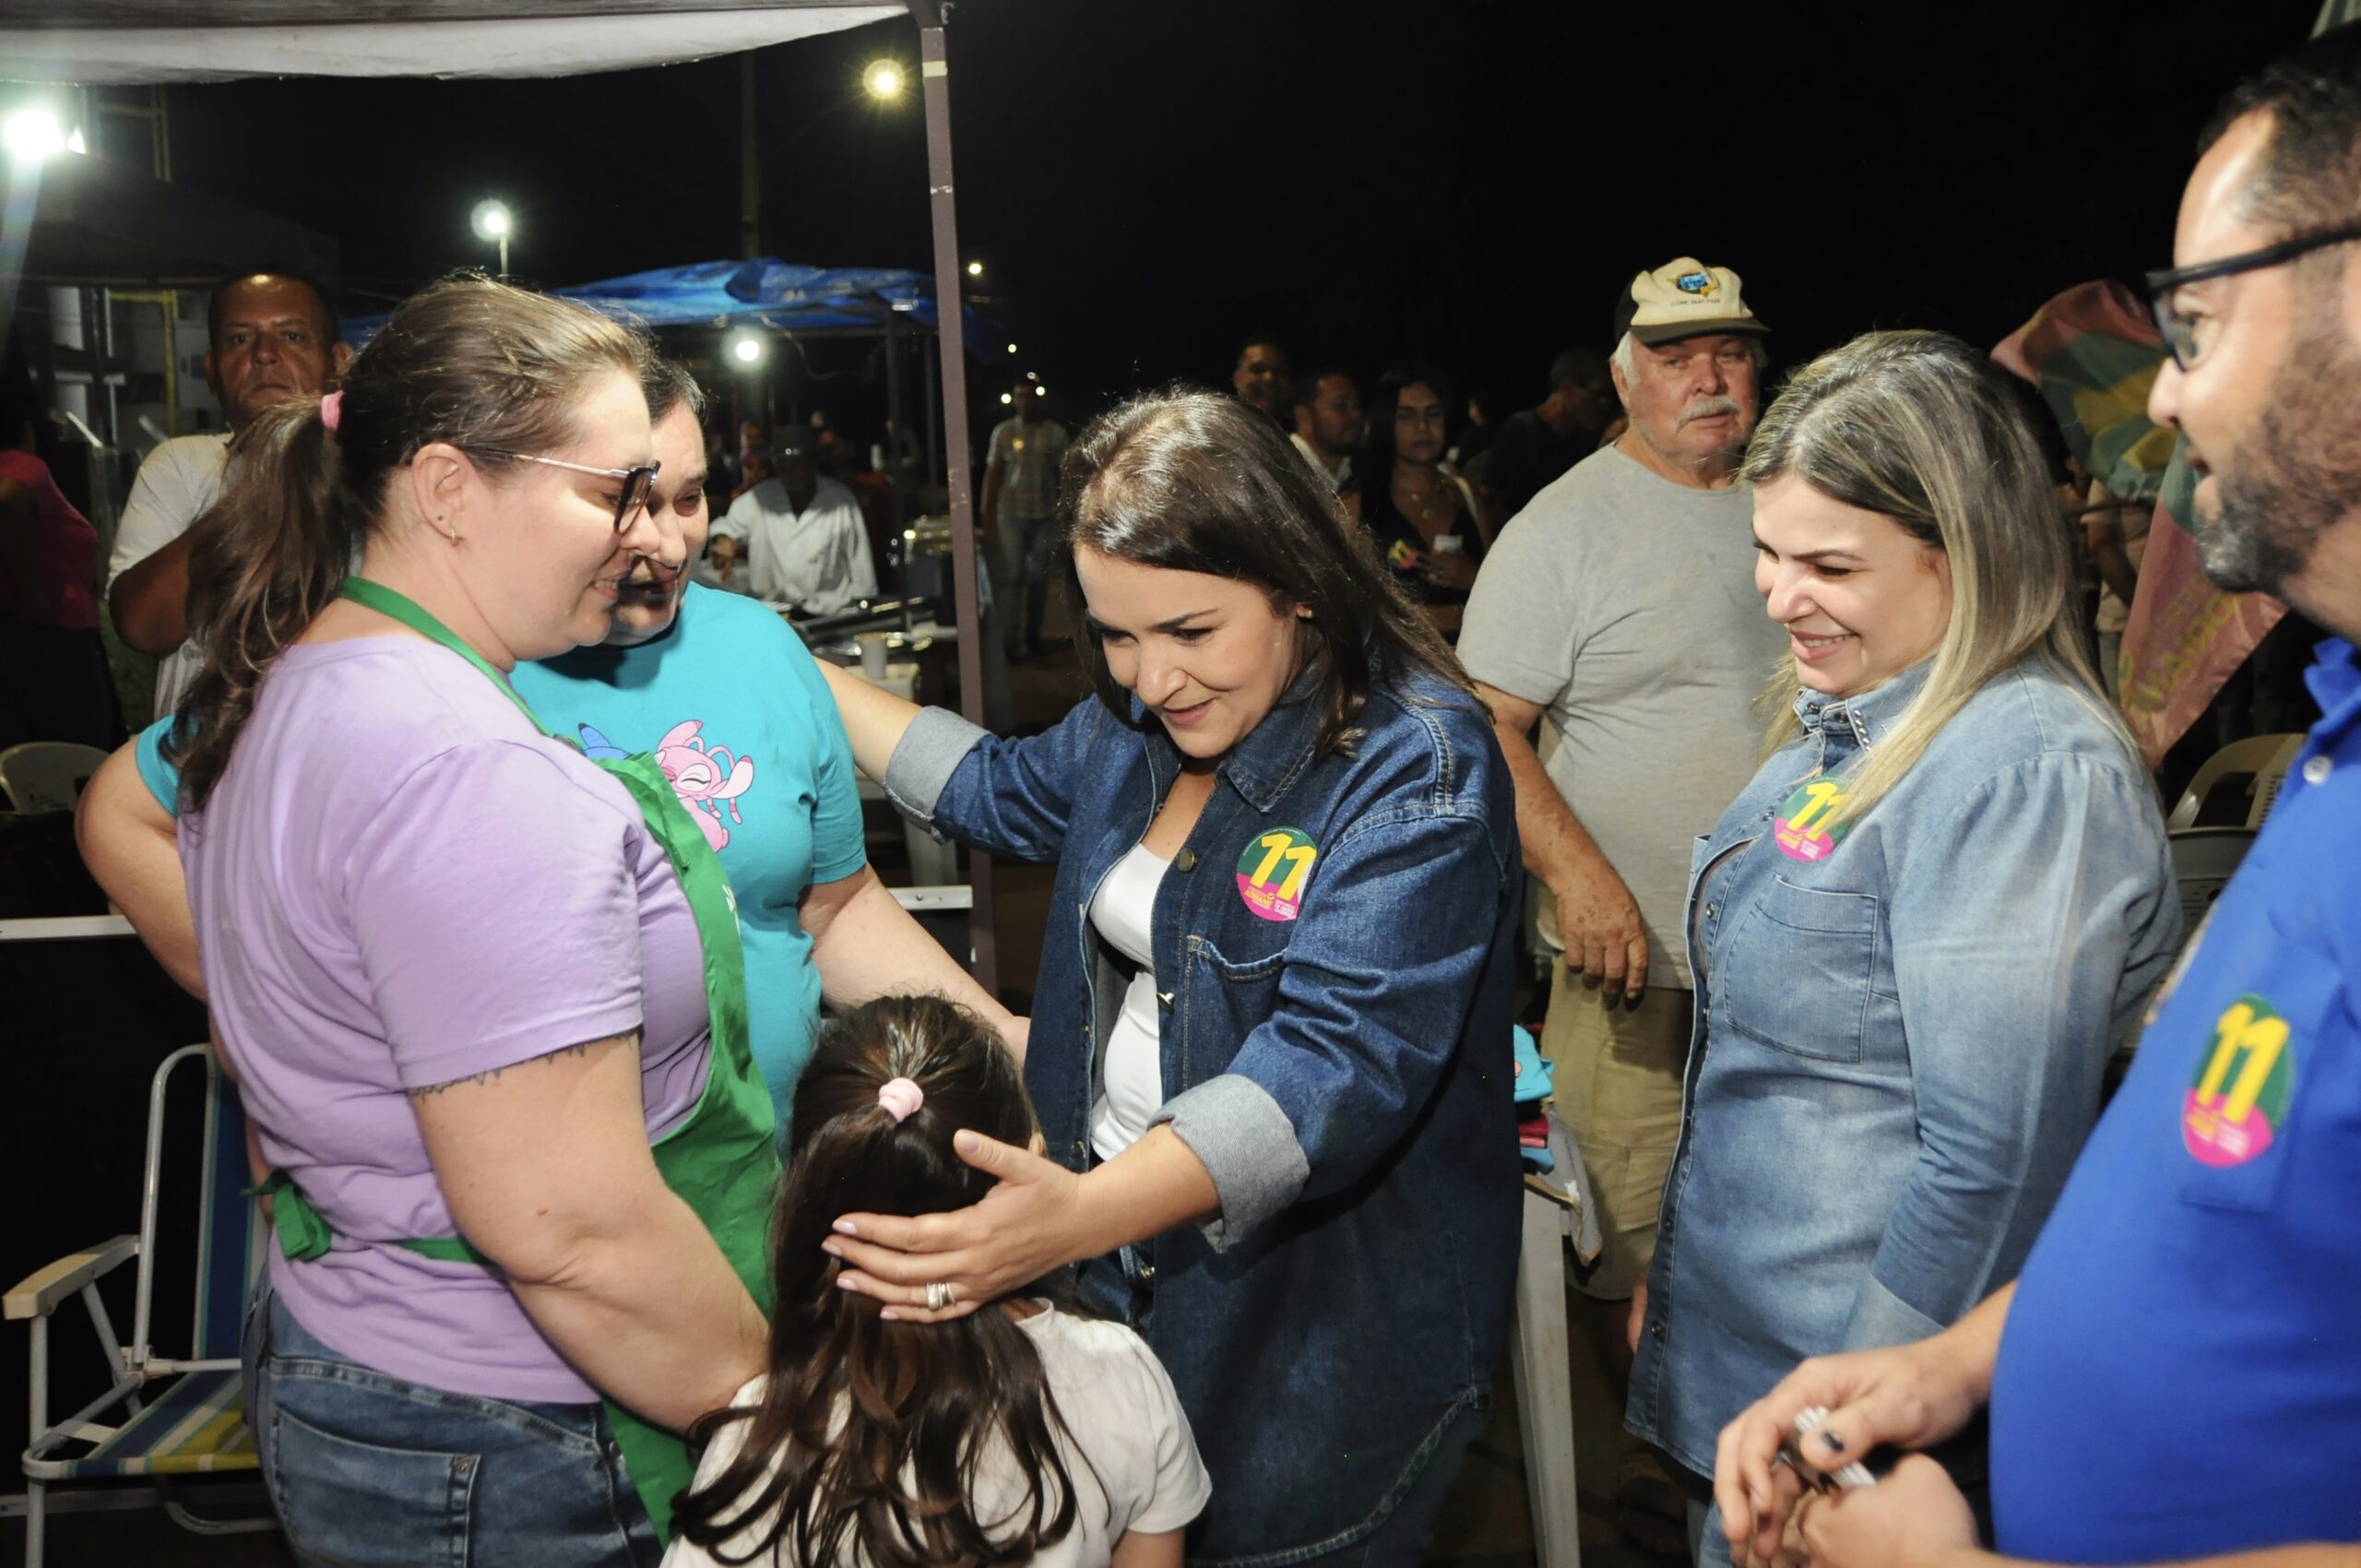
[
  {"x1": 1034, "y1": 386, "x2": 1046, "y2": 398},
  {"x1": 965, "y1": 261, "x2": 983, "y2": 279},
  {"x1": 731, "y1": 334, "x2": 765, "y2": 364},
  {"x1": 470, "y1": 199, "x2": 513, "y2": 241},
  {"x1": 999, "y1": 392, "x2": 1013, "y2": 406},
  {"x1": 863, "y1": 61, "x2": 905, "y2": 100},
  {"x1": 1005, "y1": 342, "x2": 1018, "y2": 355},
  {"x1": 3, "y1": 109, "x2": 66, "y2": 164}
]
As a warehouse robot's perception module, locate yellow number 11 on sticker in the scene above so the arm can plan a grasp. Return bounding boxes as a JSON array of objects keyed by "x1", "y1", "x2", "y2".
[
  {"x1": 1252, "y1": 832, "x2": 1318, "y2": 900},
  {"x1": 2195, "y1": 1001, "x2": 2289, "y2": 1124},
  {"x1": 1786, "y1": 779, "x2": 1844, "y2": 838}
]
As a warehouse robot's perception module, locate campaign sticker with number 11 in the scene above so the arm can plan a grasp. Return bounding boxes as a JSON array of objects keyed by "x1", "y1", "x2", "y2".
[
  {"x1": 1238, "y1": 827, "x2": 1319, "y2": 921},
  {"x1": 1774, "y1": 778, "x2": 1849, "y2": 862}
]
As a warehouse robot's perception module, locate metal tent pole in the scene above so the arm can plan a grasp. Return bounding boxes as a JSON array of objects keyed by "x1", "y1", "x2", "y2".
[
  {"x1": 739, "y1": 53, "x2": 761, "y2": 260},
  {"x1": 913, "y1": 0, "x2": 997, "y2": 996}
]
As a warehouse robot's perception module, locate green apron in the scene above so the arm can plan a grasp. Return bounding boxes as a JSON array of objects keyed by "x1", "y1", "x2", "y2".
[{"x1": 253, "y1": 576, "x2": 779, "y2": 1545}]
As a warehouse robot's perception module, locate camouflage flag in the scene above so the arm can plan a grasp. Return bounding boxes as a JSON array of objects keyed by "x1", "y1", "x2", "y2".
[{"x1": 1992, "y1": 281, "x2": 2285, "y2": 767}]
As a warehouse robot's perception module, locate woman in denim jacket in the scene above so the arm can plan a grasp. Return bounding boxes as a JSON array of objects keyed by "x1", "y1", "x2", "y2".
[
  {"x1": 819, "y1": 390, "x2": 1525, "y2": 1566},
  {"x1": 1622, "y1": 333, "x2": 2178, "y2": 1559}
]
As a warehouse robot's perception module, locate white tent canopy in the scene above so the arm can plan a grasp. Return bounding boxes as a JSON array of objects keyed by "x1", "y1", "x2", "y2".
[{"x1": 0, "y1": 1, "x2": 899, "y2": 82}]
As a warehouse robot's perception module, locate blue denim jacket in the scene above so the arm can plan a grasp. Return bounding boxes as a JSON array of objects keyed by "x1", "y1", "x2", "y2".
[
  {"x1": 1626, "y1": 658, "x2": 2178, "y2": 1479},
  {"x1": 885, "y1": 669, "x2": 1524, "y2": 1565}
]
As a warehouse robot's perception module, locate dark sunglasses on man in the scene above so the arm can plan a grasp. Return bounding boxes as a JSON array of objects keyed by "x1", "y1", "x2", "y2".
[{"x1": 2145, "y1": 218, "x2": 2361, "y2": 371}]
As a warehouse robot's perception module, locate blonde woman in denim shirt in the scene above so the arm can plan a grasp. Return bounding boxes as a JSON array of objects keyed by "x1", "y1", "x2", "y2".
[
  {"x1": 1622, "y1": 332, "x2": 2179, "y2": 1561},
  {"x1": 818, "y1": 390, "x2": 1525, "y2": 1567}
]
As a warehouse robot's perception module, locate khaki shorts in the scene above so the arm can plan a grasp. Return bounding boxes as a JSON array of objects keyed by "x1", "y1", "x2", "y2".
[{"x1": 1543, "y1": 961, "x2": 1693, "y2": 1300}]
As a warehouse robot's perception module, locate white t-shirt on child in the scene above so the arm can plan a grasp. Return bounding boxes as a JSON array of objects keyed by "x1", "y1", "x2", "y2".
[{"x1": 662, "y1": 1303, "x2": 1211, "y2": 1568}]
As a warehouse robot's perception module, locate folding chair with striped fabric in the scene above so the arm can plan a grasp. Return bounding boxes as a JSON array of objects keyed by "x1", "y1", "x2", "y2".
[{"x1": 7, "y1": 1043, "x2": 277, "y2": 1567}]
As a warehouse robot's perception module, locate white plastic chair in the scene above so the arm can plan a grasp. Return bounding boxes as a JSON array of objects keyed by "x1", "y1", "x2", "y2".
[
  {"x1": 2167, "y1": 733, "x2": 2305, "y2": 830},
  {"x1": 2116, "y1": 826, "x2": 2261, "y2": 1073},
  {"x1": 1511, "y1": 1110, "x2": 1600, "y2": 1568},
  {"x1": 2166, "y1": 826, "x2": 2258, "y2": 949},
  {"x1": 7, "y1": 1045, "x2": 276, "y2": 1565},
  {"x1": 0, "y1": 742, "x2": 111, "y2": 814}
]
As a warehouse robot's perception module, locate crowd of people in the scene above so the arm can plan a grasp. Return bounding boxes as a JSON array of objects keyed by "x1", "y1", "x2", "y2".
[{"x1": 9, "y1": 20, "x2": 2355, "y2": 1568}]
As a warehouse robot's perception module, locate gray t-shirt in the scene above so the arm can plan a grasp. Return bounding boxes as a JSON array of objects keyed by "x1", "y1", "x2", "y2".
[{"x1": 1458, "y1": 444, "x2": 1785, "y2": 989}]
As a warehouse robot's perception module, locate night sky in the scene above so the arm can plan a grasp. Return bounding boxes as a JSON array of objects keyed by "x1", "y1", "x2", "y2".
[{"x1": 153, "y1": 0, "x2": 2323, "y2": 437}]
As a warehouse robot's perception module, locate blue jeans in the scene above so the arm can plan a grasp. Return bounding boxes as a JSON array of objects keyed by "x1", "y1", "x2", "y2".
[
  {"x1": 243, "y1": 1278, "x2": 659, "y2": 1567},
  {"x1": 992, "y1": 509, "x2": 1058, "y2": 647}
]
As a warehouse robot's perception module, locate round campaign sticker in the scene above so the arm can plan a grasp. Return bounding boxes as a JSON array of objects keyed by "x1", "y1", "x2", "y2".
[
  {"x1": 1237, "y1": 827, "x2": 1319, "y2": 922},
  {"x1": 1773, "y1": 778, "x2": 1849, "y2": 863},
  {"x1": 2183, "y1": 993, "x2": 2295, "y2": 1168}
]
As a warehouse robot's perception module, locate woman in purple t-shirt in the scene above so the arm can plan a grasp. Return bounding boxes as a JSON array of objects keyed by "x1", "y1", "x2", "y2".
[{"x1": 168, "y1": 279, "x2": 769, "y2": 1566}]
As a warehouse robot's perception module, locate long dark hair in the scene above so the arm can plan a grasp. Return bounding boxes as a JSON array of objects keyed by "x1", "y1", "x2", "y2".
[
  {"x1": 1058, "y1": 388, "x2": 1475, "y2": 756},
  {"x1": 670, "y1": 996, "x2": 1086, "y2": 1568},
  {"x1": 167, "y1": 277, "x2": 645, "y2": 810},
  {"x1": 1355, "y1": 359, "x2": 1461, "y2": 547}
]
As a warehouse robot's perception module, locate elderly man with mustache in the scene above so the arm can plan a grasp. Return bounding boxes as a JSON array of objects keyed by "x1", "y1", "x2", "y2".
[{"x1": 1458, "y1": 256, "x2": 1779, "y2": 1553}]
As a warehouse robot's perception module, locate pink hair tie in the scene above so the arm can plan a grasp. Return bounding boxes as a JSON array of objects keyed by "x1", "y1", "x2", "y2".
[
  {"x1": 319, "y1": 390, "x2": 344, "y2": 434},
  {"x1": 877, "y1": 1077, "x2": 924, "y2": 1123}
]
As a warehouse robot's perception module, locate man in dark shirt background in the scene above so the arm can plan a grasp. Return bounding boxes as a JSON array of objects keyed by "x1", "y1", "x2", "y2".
[{"x1": 1480, "y1": 345, "x2": 1615, "y2": 524}]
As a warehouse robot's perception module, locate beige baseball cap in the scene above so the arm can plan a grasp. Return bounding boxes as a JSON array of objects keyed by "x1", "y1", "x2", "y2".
[{"x1": 1612, "y1": 257, "x2": 1769, "y2": 346}]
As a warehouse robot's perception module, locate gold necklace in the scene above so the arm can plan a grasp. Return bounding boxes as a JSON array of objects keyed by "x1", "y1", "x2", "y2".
[{"x1": 1394, "y1": 469, "x2": 1453, "y2": 531}]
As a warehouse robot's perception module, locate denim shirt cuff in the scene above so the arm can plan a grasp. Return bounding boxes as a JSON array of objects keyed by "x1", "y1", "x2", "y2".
[
  {"x1": 1839, "y1": 1271, "x2": 1946, "y2": 1353},
  {"x1": 1154, "y1": 1075, "x2": 1309, "y2": 1252},
  {"x1": 881, "y1": 707, "x2": 986, "y2": 836}
]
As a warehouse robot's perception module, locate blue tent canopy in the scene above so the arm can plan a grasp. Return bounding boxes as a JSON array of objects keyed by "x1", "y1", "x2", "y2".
[{"x1": 343, "y1": 255, "x2": 995, "y2": 347}]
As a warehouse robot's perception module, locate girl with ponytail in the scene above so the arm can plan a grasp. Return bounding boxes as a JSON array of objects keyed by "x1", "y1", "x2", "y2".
[
  {"x1": 669, "y1": 994, "x2": 1208, "y2": 1568},
  {"x1": 172, "y1": 277, "x2": 779, "y2": 1564}
]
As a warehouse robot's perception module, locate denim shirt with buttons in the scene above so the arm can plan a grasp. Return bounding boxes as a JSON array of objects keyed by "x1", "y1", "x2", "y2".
[
  {"x1": 1625, "y1": 657, "x2": 2179, "y2": 1481},
  {"x1": 884, "y1": 667, "x2": 1525, "y2": 1565}
]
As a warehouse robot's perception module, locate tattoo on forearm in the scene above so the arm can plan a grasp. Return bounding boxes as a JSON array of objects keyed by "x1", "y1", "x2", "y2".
[{"x1": 406, "y1": 1036, "x2": 612, "y2": 1100}]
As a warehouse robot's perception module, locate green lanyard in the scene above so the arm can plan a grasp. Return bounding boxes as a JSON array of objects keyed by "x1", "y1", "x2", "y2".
[
  {"x1": 332, "y1": 576, "x2": 759, "y2": 1126},
  {"x1": 338, "y1": 576, "x2": 543, "y2": 724}
]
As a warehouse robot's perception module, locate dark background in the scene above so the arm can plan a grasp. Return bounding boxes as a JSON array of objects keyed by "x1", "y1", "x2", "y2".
[{"x1": 151, "y1": 0, "x2": 2326, "y2": 435}]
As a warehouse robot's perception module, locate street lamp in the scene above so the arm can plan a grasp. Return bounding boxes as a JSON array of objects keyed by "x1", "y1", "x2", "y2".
[
  {"x1": 470, "y1": 199, "x2": 513, "y2": 277},
  {"x1": 2, "y1": 108, "x2": 65, "y2": 164},
  {"x1": 862, "y1": 60, "x2": 906, "y2": 101}
]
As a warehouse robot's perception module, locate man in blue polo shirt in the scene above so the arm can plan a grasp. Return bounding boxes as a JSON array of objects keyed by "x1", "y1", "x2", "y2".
[
  {"x1": 101, "y1": 357, "x2": 1018, "y2": 1135},
  {"x1": 1708, "y1": 29, "x2": 2361, "y2": 1568}
]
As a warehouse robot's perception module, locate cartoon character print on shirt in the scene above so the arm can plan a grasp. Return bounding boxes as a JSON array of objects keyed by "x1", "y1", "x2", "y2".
[{"x1": 577, "y1": 721, "x2": 756, "y2": 854}]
